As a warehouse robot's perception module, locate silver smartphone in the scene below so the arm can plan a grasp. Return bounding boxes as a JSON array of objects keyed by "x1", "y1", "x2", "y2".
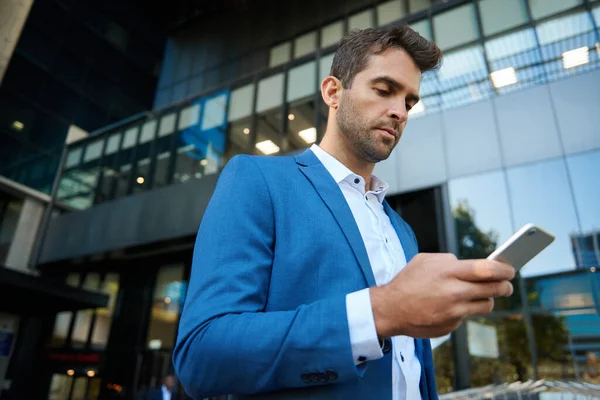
[{"x1": 486, "y1": 223, "x2": 555, "y2": 271}]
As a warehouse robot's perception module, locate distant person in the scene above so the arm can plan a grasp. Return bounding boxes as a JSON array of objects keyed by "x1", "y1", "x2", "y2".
[
  {"x1": 149, "y1": 375, "x2": 176, "y2": 400},
  {"x1": 174, "y1": 23, "x2": 515, "y2": 399}
]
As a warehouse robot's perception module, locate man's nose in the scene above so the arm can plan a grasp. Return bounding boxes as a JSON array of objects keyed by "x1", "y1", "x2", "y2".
[{"x1": 387, "y1": 102, "x2": 408, "y2": 123}]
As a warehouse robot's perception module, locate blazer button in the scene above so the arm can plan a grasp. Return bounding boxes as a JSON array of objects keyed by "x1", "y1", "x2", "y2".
[
  {"x1": 382, "y1": 339, "x2": 392, "y2": 354},
  {"x1": 311, "y1": 373, "x2": 320, "y2": 383},
  {"x1": 317, "y1": 373, "x2": 327, "y2": 382},
  {"x1": 301, "y1": 373, "x2": 311, "y2": 383},
  {"x1": 326, "y1": 370, "x2": 338, "y2": 381}
]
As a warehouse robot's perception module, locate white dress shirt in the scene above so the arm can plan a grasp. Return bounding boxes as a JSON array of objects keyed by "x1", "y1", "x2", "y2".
[
  {"x1": 161, "y1": 385, "x2": 171, "y2": 400},
  {"x1": 310, "y1": 144, "x2": 422, "y2": 400}
]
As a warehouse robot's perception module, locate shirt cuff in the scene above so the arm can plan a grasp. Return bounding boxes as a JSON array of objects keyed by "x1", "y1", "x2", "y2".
[{"x1": 345, "y1": 288, "x2": 384, "y2": 365}]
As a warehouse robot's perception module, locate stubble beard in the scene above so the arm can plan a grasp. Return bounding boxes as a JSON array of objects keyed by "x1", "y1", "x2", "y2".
[{"x1": 336, "y1": 93, "x2": 398, "y2": 164}]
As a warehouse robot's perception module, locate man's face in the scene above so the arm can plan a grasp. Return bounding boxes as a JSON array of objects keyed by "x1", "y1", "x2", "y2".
[
  {"x1": 336, "y1": 48, "x2": 421, "y2": 163},
  {"x1": 164, "y1": 376, "x2": 175, "y2": 390}
]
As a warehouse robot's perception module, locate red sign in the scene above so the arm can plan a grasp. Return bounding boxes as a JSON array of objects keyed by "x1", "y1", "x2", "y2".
[{"x1": 48, "y1": 352, "x2": 101, "y2": 363}]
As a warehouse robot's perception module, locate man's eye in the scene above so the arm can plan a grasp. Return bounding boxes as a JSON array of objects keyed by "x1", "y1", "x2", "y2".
[{"x1": 375, "y1": 88, "x2": 390, "y2": 96}]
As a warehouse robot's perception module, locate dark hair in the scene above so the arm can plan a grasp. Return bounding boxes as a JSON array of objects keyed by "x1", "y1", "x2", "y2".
[{"x1": 330, "y1": 24, "x2": 443, "y2": 88}]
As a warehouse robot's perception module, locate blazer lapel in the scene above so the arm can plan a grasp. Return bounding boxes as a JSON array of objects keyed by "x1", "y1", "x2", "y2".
[
  {"x1": 295, "y1": 150, "x2": 376, "y2": 287},
  {"x1": 382, "y1": 200, "x2": 418, "y2": 261}
]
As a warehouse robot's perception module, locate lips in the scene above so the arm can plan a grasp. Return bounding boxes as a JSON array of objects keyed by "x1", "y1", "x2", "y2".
[{"x1": 376, "y1": 127, "x2": 397, "y2": 137}]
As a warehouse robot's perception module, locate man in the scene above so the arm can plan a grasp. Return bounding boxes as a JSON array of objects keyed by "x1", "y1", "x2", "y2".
[
  {"x1": 149, "y1": 375, "x2": 176, "y2": 400},
  {"x1": 173, "y1": 24, "x2": 515, "y2": 399}
]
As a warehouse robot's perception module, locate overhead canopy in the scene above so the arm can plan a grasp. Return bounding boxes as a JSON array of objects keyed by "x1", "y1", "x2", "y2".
[{"x1": 0, "y1": 266, "x2": 109, "y2": 315}]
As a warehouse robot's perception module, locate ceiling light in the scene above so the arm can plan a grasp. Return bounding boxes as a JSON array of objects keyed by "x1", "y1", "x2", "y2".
[
  {"x1": 243, "y1": 128, "x2": 250, "y2": 135},
  {"x1": 288, "y1": 113, "x2": 295, "y2": 121},
  {"x1": 136, "y1": 177, "x2": 144, "y2": 184},
  {"x1": 562, "y1": 47, "x2": 589, "y2": 69},
  {"x1": 67, "y1": 369, "x2": 75, "y2": 376},
  {"x1": 298, "y1": 127, "x2": 317, "y2": 144},
  {"x1": 490, "y1": 67, "x2": 517, "y2": 88},
  {"x1": 11, "y1": 121, "x2": 24, "y2": 131},
  {"x1": 408, "y1": 101, "x2": 425, "y2": 115},
  {"x1": 87, "y1": 370, "x2": 96, "y2": 378},
  {"x1": 164, "y1": 297, "x2": 171, "y2": 304},
  {"x1": 255, "y1": 140, "x2": 280, "y2": 155},
  {"x1": 200, "y1": 159, "x2": 208, "y2": 166}
]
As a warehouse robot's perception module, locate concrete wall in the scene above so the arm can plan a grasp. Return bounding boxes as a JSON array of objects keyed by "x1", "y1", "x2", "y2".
[{"x1": 0, "y1": 0, "x2": 33, "y2": 85}]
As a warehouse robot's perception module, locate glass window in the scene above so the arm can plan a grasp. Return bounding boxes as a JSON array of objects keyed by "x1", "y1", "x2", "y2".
[
  {"x1": 284, "y1": 99, "x2": 317, "y2": 154},
  {"x1": 146, "y1": 264, "x2": 186, "y2": 350},
  {"x1": 72, "y1": 273, "x2": 101, "y2": 347},
  {"x1": 255, "y1": 107, "x2": 282, "y2": 156},
  {"x1": 566, "y1": 150, "x2": 600, "y2": 234},
  {"x1": 269, "y1": 41, "x2": 291, "y2": 68},
  {"x1": 256, "y1": 74, "x2": 284, "y2": 113},
  {"x1": 58, "y1": 145, "x2": 101, "y2": 210},
  {"x1": 479, "y1": 0, "x2": 528, "y2": 36},
  {"x1": 294, "y1": 31, "x2": 317, "y2": 59},
  {"x1": 228, "y1": 84, "x2": 254, "y2": 122},
  {"x1": 485, "y1": 28, "x2": 545, "y2": 90},
  {"x1": 529, "y1": 0, "x2": 583, "y2": 20},
  {"x1": 287, "y1": 61, "x2": 317, "y2": 103},
  {"x1": 321, "y1": 21, "x2": 343, "y2": 48},
  {"x1": 432, "y1": 334, "x2": 455, "y2": 394},
  {"x1": 319, "y1": 53, "x2": 335, "y2": 84},
  {"x1": 83, "y1": 140, "x2": 103, "y2": 163},
  {"x1": 348, "y1": 9, "x2": 373, "y2": 31},
  {"x1": 0, "y1": 195, "x2": 22, "y2": 265},
  {"x1": 594, "y1": 5, "x2": 600, "y2": 25},
  {"x1": 140, "y1": 120, "x2": 157, "y2": 144},
  {"x1": 104, "y1": 132, "x2": 121, "y2": 155},
  {"x1": 91, "y1": 273, "x2": 119, "y2": 347},
  {"x1": 506, "y1": 159, "x2": 580, "y2": 277},
  {"x1": 65, "y1": 147, "x2": 82, "y2": 169},
  {"x1": 409, "y1": 0, "x2": 430, "y2": 14},
  {"x1": 530, "y1": 313, "x2": 574, "y2": 381},
  {"x1": 202, "y1": 92, "x2": 227, "y2": 131},
  {"x1": 467, "y1": 317, "x2": 533, "y2": 385},
  {"x1": 377, "y1": 0, "x2": 405, "y2": 26},
  {"x1": 113, "y1": 126, "x2": 139, "y2": 199},
  {"x1": 49, "y1": 374, "x2": 73, "y2": 400},
  {"x1": 433, "y1": 3, "x2": 479, "y2": 50},
  {"x1": 51, "y1": 273, "x2": 81, "y2": 346},
  {"x1": 173, "y1": 94, "x2": 226, "y2": 183},
  {"x1": 158, "y1": 113, "x2": 176, "y2": 137},
  {"x1": 536, "y1": 11, "x2": 593, "y2": 46},
  {"x1": 226, "y1": 117, "x2": 252, "y2": 163},
  {"x1": 178, "y1": 104, "x2": 201, "y2": 131},
  {"x1": 71, "y1": 377, "x2": 87, "y2": 400},
  {"x1": 409, "y1": 19, "x2": 432, "y2": 41}
]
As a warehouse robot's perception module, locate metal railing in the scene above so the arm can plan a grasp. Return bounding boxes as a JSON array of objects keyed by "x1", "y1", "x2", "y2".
[{"x1": 439, "y1": 380, "x2": 600, "y2": 399}]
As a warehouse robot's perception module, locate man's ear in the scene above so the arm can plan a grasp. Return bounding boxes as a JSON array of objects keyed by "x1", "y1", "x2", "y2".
[{"x1": 321, "y1": 76, "x2": 343, "y2": 110}]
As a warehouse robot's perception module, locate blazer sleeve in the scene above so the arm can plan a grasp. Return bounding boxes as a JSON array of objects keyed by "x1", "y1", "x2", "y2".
[{"x1": 173, "y1": 155, "x2": 364, "y2": 399}]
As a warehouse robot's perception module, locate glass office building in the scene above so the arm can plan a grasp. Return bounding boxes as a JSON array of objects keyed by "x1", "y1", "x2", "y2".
[{"x1": 6, "y1": 0, "x2": 600, "y2": 398}]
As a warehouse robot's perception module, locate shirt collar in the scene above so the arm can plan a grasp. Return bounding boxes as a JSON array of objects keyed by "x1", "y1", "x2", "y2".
[{"x1": 310, "y1": 144, "x2": 389, "y2": 202}]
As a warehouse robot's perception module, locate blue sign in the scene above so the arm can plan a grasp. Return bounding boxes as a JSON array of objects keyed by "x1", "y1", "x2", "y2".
[{"x1": 0, "y1": 331, "x2": 14, "y2": 357}]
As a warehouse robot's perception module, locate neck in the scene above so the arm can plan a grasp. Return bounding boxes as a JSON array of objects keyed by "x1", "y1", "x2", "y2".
[{"x1": 319, "y1": 130, "x2": 375, "y2": 192}]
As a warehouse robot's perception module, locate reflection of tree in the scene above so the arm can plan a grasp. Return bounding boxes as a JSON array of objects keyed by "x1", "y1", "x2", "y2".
[
  {"x1": 443, "y1": 200, "x2": 570, "y2": 388},
  {"x1": 453, "y1": 200, "x2": 498, "y2": 260}
]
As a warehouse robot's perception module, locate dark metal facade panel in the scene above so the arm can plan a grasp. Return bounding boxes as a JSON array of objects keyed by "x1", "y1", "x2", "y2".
[{"x1": 40, "y1": 172, "x2": 220, "y2": 263}]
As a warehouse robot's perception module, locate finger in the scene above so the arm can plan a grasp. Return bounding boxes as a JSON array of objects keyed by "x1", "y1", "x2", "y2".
[
  {"x1": 460, "y1": 298, "x2": 495, "y2": 317},
  {"x1": 462, "y1": 281, "x2": 514, "y2": 300},
  {"x1": 452, "y1": 259, "x2": 516, "y2": 282}
]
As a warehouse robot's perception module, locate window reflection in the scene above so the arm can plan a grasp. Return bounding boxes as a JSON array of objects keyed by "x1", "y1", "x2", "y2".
[
  {"x1": 284, "y1": 99, "x2": 316, "y2": 154},
  {"x1": 566, "y1": 150, "x2": 600, "y2": 234},
  {"x1": 152, "y1": 113, "x2": 176, "y2": 189},
  {"x1": 91, "y1": 273, "x2": 120, "y2": 348},
  {"x1": 51, "y1": 273, "x2": 81, "y2": 346},
  {"x1": 97, "y1": 132, "x2": 122, "y2": 203},
  {"x1": 226, "y1": 116, "x2": 252, "y2": 163},
  {"x1": 49, "y1": 374, "x2": 73, "y2": 400},
  {"x1": 132, "y1": 120, "x2": 157, "y2": 194},
  {"x1": 146, "y1": 264, "x2": 186, "y2": 350},
  {"x1": 432, "y1": 335, "x2": 455, "y2": 394},
  {"x1": 467, "y1": 316, "x2": 532, "y2": 385},
  {"x1": 113, "y1": 126, "x2": 139, "y2": 199},
  {"x1": 57, "y1": 144, "x2": 101, "y2": 210},
  {"x1": 255, "y1": 107, "x2": 282, "y2": 156},
  {"x1": 72, "y1": 273, "x2": 101, "y2": 347},
  {"x1": 506, "y1": 159, "x2": 580, "y2": 276}
]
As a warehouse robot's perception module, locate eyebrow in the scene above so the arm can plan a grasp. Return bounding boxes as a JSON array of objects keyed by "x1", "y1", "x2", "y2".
[{"x1": 370, "y1": 76, "x2": 420, "y2": 104}]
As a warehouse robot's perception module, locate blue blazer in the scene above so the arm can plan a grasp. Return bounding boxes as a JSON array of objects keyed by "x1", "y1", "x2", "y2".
[{"x1": 173, "y1": 149, "x2": 438, "y2": 400}]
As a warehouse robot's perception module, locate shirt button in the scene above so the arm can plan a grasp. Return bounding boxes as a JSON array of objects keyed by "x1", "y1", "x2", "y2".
[
  {"x1": 385, "y1": 238, "x2": 388, "y2": 243},
  {"x1": 354, "y1": 178, "x2": 360, "y2": 184}
]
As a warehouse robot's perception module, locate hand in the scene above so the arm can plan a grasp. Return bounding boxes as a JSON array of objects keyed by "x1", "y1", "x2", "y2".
[{"x1": 370, "y1": 253, "x2": 515, "y2": 339}]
